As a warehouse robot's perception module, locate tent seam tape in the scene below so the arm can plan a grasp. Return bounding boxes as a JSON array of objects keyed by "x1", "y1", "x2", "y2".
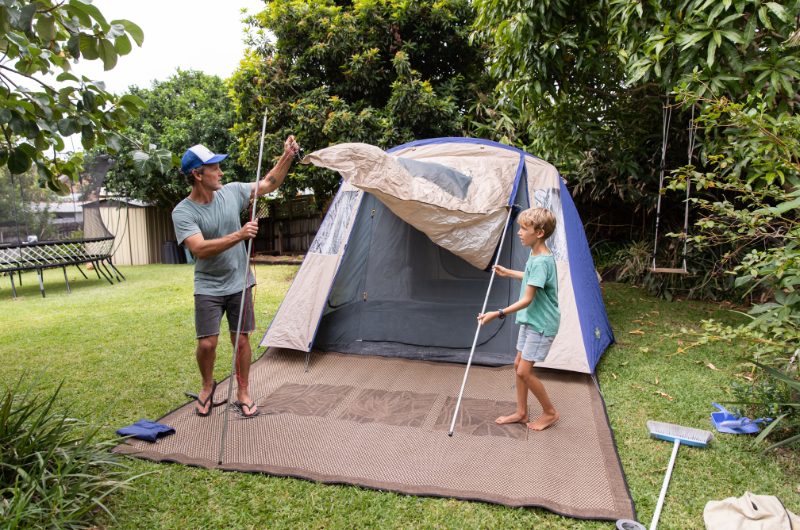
[{"x1": 386, "y1": 137, "x2": 546, "y2": 162}]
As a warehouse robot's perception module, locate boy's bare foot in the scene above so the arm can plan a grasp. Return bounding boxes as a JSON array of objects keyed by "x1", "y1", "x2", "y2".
[
  {"x1": 495, "y1": 412, "x2": 528, "y2": 424},
  {"x1": 527, "y1": 411, "x2": 559, "y2": 431}
]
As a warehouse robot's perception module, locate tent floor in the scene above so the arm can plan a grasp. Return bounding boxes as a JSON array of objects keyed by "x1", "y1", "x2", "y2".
[{"x1": 115, "y1": 349, "x2": 635, "y2": 521}]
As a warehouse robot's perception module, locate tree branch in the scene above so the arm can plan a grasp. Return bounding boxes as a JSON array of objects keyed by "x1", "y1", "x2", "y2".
[
  {"x1": 37, "y1": 1, "x2": 65, "y2": 14},
  {"x1": 0, "y1": 65, "x2": 57, "y2": 94}
]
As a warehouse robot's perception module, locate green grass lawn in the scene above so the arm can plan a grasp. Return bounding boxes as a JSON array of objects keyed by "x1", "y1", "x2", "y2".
[{"x1": 1, "y1": 266, "x2": 797, "y2": 529}]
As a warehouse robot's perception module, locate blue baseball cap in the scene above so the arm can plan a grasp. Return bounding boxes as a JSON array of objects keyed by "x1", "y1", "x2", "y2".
[{"x1": 181, "y1": 144, "x2": 228, "y2": 174}]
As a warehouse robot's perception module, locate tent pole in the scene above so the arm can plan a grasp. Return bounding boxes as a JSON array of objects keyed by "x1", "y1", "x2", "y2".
[
  {"x1": 449, "y1": 206, "x2": 514, "y2": 437},
  {"x1": 218, "y1": 107, "x2": 270, "y2": 466}
]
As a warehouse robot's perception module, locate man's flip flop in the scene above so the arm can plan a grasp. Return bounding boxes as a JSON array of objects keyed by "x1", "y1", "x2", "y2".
[
  {"x1": 195, "y1": 381, "x2": 218, "y2": 417},
  {"x1": 233, "y1": 400, "x2": 260, "y2": 418},
  {"x1": 185, "y1": 391, "x2": 227, "y2": 407}
]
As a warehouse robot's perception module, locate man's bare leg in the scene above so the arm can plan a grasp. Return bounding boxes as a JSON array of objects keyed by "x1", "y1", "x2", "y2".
[
  {"x1": 196, "y1": 335, "x2": 218, "y2": 414},
  {"x1": 496, "y1": 352, "x2": 529, "y2": 424},
  {"x1": 517, "y1": 360, "x2": 559, "y2": 430},
  {"x1": 229, "y1": 331, "x2": 255, "y2": 414}
]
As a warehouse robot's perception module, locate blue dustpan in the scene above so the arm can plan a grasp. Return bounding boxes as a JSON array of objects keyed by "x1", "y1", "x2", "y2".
[{"x1": 710, "y1": 403, "x2": 771, "y2": 434}]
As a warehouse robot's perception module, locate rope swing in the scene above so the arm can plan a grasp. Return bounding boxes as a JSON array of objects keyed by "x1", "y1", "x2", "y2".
[{"x1": 650, "y1": 105, "x2": 694, "y2": 275}]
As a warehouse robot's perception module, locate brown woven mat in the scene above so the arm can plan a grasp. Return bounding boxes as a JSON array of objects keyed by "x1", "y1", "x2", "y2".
[{"x1": 115, "y1": 348, "x2": 635, "y2": 521}]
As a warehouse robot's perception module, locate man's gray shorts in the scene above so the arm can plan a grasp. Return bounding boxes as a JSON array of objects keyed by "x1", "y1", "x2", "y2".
[
  {"x1": 516, "y1": 325, "x2": 555, "y2": 363},
  {"x1": 194, "y1": 287, "x2": 255, "y2": 339}
]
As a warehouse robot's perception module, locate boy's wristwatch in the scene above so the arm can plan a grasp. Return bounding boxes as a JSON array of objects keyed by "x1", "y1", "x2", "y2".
[{"x1": 497, "y1": 309, "x2": 506, "y2": 320}]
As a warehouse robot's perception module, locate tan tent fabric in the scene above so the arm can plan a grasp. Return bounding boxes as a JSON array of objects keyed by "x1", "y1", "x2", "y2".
[
  {"x1": 525, "y1": 156, "x2": 562, "y2": 190},
  {"x1": 704, "y1": 492, "x2": 800, "y2": 529},
  {"x1": 302, "y1": 143, "x2": 523, "y2": 269},
  {"x1": 260, "y1": 184, "x2": 363, "y2": 351},
  {"x1": 537, "y1": 262, "x2": 590, "y2": 373}
]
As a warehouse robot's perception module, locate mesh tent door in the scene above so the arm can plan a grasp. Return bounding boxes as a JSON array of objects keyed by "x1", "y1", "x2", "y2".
[{"x1": 312, "y1": 172, "x2": 530, "y2": 366}]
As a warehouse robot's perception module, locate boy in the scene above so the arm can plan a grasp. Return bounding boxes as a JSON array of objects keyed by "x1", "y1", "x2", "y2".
[{"x1": 477, "y1": 207, "x2": 561, "y2": 431}]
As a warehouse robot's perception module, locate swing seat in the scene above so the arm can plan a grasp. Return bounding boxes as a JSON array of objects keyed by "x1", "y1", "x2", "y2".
[{"x1": 649, "y1": 267, "x2": 689, "y2": 274}]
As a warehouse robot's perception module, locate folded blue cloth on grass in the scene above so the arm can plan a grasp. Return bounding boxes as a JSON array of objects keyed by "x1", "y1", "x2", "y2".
[{"x1": 116, "y1": 420, "x2": 175, "y2": 442}]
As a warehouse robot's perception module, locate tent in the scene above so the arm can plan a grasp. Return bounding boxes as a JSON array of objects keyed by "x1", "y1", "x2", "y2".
[{"x1": 260, "y1": 138, "x2": 614, "y2": 373}]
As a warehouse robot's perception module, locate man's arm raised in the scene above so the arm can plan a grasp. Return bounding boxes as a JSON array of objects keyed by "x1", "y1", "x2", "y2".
[
  {"x1": 183, "y1": 221, "x2": 259, "y2": 260},
  {"x1": 250, "y1": 135, "x2": 298, "y2": 200}
]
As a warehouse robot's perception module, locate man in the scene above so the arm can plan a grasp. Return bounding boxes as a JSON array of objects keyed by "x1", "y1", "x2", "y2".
[{"x1": 172, "y1": 136, "x2": 297, "y2": 417}]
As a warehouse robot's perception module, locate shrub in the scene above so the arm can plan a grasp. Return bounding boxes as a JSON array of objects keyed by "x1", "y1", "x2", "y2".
[
  {"x1": 666, "y1": 88, "x2": 800, "y2": 451},
  {"x1": 0, "y1": 375, "x2": 137, "y2": 529}
]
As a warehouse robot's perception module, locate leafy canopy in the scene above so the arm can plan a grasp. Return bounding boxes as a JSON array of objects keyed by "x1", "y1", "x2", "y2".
[
  {"x1": 228, "y1": 0, "x2": 487, "y2": 202},
  {"x1": 101, "y1": 70, "x2": 246, "y2": 211},
  {"x1": 0, "y1": 0, "x2": 172, "y2": 195},
  {"x1": 470, "y1": 0, "x2": 800, "y2": 206}
]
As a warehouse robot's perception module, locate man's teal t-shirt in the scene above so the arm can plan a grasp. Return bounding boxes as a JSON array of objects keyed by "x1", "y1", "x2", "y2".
[
  {"x1": 515, "y1": 253, "x2": 560, "y2": 336},
  {"x1": 171, "y1": 182, "x2": 256, "y2": 296}
]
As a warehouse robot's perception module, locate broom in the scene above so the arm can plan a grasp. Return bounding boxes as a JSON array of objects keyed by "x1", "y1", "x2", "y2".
[{"x1": 646, "y1": 420, "x2": 714, "y2": 530}]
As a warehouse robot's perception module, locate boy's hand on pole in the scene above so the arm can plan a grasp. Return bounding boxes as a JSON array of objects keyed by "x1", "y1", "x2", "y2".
[
  {"x1": 477, "y1": 312, "x2": 498, "y2": 326},
  {"x1": 493, "y1": 265, "x2": 509, "y2": 277}
]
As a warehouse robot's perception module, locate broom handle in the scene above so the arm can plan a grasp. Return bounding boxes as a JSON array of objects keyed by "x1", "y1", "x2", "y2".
[
  {"x1": 650, "y1": 439, "x2": 680, "y2": 530},
  {"x1": 448, "y1": 206, "x2": 514, "y2": 437}
]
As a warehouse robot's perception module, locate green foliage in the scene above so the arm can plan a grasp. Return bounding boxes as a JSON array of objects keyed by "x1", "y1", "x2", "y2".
[
  {"x1": 100, "y1": 70, "x2": 246, "y2": 211},
  {"x1": 469, "y1": 0, "x2": 800, "y2": 210},
  {"x1": 228, "y1": 0, "x2": 487, "y2": 202},
  {"x1": 665, "y1": 91, "x2": 800, "y2": 449},
  {"x1": 0, "y1": 0, "x2": 175, "y2": 195},
  {"x1": 0, "y1": 374, "x2": 137, "y2": 529}
]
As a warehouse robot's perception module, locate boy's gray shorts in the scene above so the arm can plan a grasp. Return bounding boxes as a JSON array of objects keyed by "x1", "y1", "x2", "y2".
[
  {"x1": 194, "y1": 287, "x2": 255, "y2": 339},
  {"x1": 516, "y1": 325, "x2": 555, "y2": 363}
]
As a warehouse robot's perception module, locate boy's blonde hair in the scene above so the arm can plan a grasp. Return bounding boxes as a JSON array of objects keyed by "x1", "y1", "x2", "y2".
[{"x1": 518, "y1": 207, "x2": 557, "y2": 239}]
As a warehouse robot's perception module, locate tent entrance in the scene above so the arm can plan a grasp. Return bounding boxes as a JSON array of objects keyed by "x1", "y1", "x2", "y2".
[{"x1": 313, "y1": 174, "x2": 530, "y2": 366}]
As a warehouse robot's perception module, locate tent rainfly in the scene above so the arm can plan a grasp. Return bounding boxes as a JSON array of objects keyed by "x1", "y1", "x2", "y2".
[{"x1": 260, "y1": 138, "x2": 614, "y2": 373}]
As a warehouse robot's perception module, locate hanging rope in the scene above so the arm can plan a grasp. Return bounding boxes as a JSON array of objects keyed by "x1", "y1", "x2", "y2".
[
  {"x1": 651, "y1": 104, "x2": 694, "y2": 274},
  {"x1": 651, "y1": 105, "x2": 672, "y2": 269},
  {"x1": 682, "y1": 106, "x2": 696, "y2": 272}
]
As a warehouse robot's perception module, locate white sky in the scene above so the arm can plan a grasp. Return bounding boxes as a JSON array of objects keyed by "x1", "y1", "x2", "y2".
[{"x1": 69, "y1": 0, "x2": 266, "y2": 94}]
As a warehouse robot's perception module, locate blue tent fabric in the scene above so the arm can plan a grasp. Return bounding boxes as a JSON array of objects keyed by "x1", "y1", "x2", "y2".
[
  {"x1": 559, "y1": 178, "x2": 615, "y2": 372},
  {"x1": 116, "y1": 420, "x2": 175, "y2": 442}
]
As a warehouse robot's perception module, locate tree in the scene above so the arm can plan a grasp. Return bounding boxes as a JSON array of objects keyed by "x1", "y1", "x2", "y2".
[
  {"x1": 0, "y1": 0, "x2": 171, "y2": 196},
  {"x1": 228, "y1": 0, "x2": 488, "y2": 203},
  {"x1": 469, "y1": 0, "x2": 800, "y2": 210},
  {"x1": 101, "y1": 70, "x2": 246, "y2": 211}
]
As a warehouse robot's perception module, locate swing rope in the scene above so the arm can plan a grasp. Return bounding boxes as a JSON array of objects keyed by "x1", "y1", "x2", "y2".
[
  {"x1": 650, "y1": 104, "x2": 694, "y2": 274},
  {"x1": 651, "y1": 105, "x2": 672, "y2": 270},
  {"x1": 682, "y1": 105, "x2": 696, "y2": 272}
]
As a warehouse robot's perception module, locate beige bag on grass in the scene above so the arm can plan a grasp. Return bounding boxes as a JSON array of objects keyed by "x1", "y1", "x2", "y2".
[{"x1": 704, "y1": 491, "x2": 800, "y2": 529}]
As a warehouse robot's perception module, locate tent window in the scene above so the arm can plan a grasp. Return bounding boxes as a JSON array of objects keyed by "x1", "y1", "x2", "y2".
[
  {"x1": 308, "y1": 191, "x2": 359, "y2": 255},
  {"x1": 396, "y1": 158, "x2": 472, "y2": 200}
]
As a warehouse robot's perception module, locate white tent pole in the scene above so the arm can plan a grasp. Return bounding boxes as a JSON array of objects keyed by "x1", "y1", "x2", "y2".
[
  {"x1": 449, "y1": 205, "x2": 514, "y2": 437},
  {"x1": 218, "y1": 108, "x2": 269, "y2": 465}
]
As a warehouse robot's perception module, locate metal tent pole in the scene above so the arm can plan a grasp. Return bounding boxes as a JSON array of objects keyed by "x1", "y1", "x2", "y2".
[
  {"x1": 218, "y1": 108, "x2": 271, "y2": 465},
  {"x1": 449, "y1": 206, "x2": 514, "y2": 437}
]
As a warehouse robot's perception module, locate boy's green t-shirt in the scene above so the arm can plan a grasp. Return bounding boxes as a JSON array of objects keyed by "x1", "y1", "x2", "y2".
[{"x1": 515, "y1": 253, "x2": 560, "y2": 336}]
